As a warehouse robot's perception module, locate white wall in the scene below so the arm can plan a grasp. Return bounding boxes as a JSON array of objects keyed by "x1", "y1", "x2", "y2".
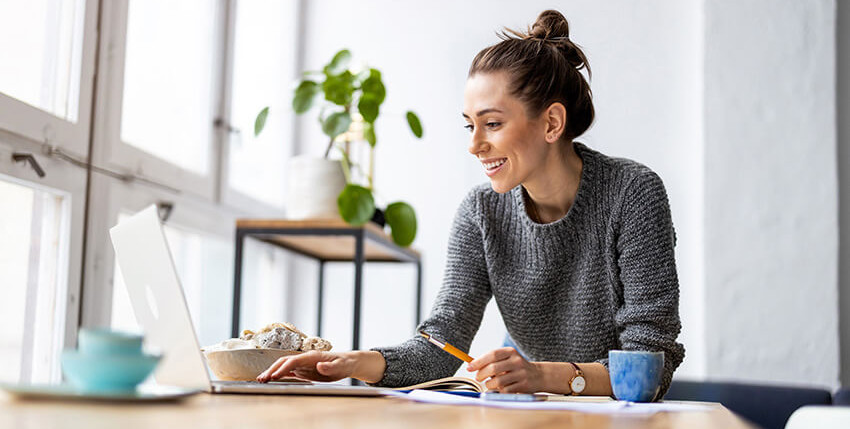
[
  {"x1": 280, "y1": 0, "x2": 841, "y2": 388},
  {"x1": 703, "y1": 0, "x2": 838, "y2": 388},
  {"x1": 289, "y1": 0, "x2": 706, "y2": 378}
]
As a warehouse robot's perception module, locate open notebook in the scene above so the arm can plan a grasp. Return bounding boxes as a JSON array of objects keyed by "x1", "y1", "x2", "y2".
[
  {"x1": 392, "y1": 376, "x2": 485, "y2": 393},
  {"x1": 391, "y1": 376, "x2": 616, "y2": 403}
]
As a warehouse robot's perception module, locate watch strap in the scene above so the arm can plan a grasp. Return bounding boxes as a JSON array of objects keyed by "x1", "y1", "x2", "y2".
[{"x1": 567, "y1": 362, "x2": 585, "y2": 395}]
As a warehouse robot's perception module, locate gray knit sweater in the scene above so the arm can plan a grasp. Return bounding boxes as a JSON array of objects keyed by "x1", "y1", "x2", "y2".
[{"x1": 371, "y1": 142, "x2": 685, "y2": 397}]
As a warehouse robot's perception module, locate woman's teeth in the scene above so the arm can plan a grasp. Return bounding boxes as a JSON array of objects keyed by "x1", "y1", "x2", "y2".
[{"x1": 484, "y1": 158, "x2": 507, "y2": 170}]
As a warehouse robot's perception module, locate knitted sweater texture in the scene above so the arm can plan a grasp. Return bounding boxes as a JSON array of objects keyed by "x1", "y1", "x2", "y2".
[{"x1": 371, "y1": 142, "x2": 685, "y2": 397}]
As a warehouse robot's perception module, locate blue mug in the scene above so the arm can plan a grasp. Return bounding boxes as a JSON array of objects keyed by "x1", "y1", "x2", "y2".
[
  {"x1": 608, "y1": 350, "x2": 664, "y2": 402},
  {"x1": 62, "y1": 328, "x2": 160, "y2": 393}
]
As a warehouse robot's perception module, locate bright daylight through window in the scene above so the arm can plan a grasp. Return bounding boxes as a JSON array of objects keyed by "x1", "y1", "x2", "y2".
[
  {"x1": 227, "y1": 0, "x2": 295, "y2": 207},
  {"x1": 0, "y1": 177, "x2": 70, "y2": 384},
  {"x1": 120, "y1": 0, "x2": 217, "y2": 175},
  {"x1": 0, "y1": 0, "x2": 85, "y2": 121}
]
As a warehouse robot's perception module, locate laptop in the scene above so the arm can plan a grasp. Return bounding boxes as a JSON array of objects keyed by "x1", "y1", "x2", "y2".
[{"x1": 109, "y1": 205, "x2": 389, "y2": 396}]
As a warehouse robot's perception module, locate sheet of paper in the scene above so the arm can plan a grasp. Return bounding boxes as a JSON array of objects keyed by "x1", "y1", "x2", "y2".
[{"x1": 399, "y1": 390, "x2": 715, "y2": 414}]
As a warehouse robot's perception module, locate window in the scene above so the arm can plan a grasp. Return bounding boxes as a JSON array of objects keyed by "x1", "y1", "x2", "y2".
[
  {"x1": 0, "y1": 176, "x2": 70, "y2": 384},
  {"x1": 0, "y1": 0, "x2": 85, "y2": 121},
  {"x1": 225, "y1": 0, "x2": 298, "y2": 208},
  {"x1": 119, "y1": 0, "x2": 219, "y2": 175}
]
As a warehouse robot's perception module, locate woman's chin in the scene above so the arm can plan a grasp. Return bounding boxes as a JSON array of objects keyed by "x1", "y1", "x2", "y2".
[{"x1": 488, "y1": 180, "x2": 514, "y2": 194}]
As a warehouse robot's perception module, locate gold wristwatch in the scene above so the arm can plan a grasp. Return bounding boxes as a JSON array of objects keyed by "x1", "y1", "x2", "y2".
[{"x1": 568, "y1": 362, "x2": 586, "y2": 395}]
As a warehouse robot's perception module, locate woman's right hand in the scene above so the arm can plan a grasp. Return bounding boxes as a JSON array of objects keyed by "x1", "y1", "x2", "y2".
[
  {"x1": 256, "y1": 350, "x2": 386, "y2": 384},
  {"x1": 256, "y1": 351, "x2": 355, "y2": 383}
]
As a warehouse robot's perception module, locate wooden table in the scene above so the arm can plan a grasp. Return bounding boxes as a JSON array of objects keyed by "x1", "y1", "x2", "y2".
[
  {"x1": 231, "y1": 219, "x2": 422, "y2": 351},
  {"x1": 0, "y1": 392, "x2": 754, "y2": 429}
]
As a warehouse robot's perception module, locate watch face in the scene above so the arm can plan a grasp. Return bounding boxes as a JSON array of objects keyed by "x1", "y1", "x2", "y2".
[{"x1": 571, "y1": 376, "x2": 586, "y2": 393}]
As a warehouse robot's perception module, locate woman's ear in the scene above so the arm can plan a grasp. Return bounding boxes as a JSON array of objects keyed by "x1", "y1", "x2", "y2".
[{"x1": 544, "y1": 102, "x2": 567, "y2": 144}]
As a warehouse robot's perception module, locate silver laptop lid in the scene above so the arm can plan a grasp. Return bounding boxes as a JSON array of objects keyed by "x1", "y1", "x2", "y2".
[{"x1": 109, "y1": 205, "x2": 210, "y2": 391}]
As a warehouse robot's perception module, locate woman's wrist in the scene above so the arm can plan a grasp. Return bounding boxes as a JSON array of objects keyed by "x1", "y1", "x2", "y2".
[
  {"x1": 349, "y1": 350, "x2": 386, "y2": 384},
  {"x1": 536, "y1": 362, "x2": 572, "y2": 394}
]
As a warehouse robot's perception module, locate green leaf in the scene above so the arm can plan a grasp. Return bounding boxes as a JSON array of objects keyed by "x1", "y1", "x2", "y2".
[
  {"x1": 361, "y1": 69, "x2": 386, "y2": 104},
  {"x1": 321, "y1": 111, "x2": 352, "y2": 140},
  {"x1": 337, "y1": 184, "x2": 375, "y2": 226},
  {"x1": 254, "y1": 107, "x2": 269, "y2": 136},
  {"x1": 322, "y1": 71, "x2": 355, "y2": 106},
  {"x1": 324, "y1": 49, "x2": 352, "y2": 75},
  {"x1": 292, "y1": 81, "x2": 320, "y2": 113},
  {"x1": 358, "y1": 93, "x2": 380, "y2": 123},
  {"x1": 363, "y1": 121, "x2": 377, "y2": 147},
  {"x1": 385, "y1": 202, "x2": 417, "y2": 246},
  {"x1": 406, "y1": 111, "x2": 423, "y2": 138}
]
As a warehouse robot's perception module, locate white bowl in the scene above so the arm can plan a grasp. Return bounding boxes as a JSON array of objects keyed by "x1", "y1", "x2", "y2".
[{"x1": 203, "y1": 349, "x2": 301, "y2": 381}]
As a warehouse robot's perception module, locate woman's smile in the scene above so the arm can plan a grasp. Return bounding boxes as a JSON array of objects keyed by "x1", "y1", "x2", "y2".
[{"x1": 481, "y1": 157, "x2": 508, "y2": 176}]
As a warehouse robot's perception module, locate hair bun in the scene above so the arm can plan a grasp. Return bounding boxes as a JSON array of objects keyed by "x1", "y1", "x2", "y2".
[{"x1": 529, "y1": 9, "x2": 570, "y2": 40}]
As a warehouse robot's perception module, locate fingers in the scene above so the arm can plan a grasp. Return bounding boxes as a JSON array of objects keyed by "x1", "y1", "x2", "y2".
[
  {"x1": 474, "y1": 358, "x2": 517, "y2": 382},
  {"x1": 257, "y1": 351, "x2": 323, "y2": 383},
  {"x1": 257, "y1": 356, "x2": 290, "y2": 382},
  {"x1": 485, "y1": 371, "x2": 527, "y2": 393},
  {"x1": 467, "y1": 347, "x2": 515, "y2": 372},
  {"x1": 484, "y1": 371, "x2": 533, "y2": 393}
]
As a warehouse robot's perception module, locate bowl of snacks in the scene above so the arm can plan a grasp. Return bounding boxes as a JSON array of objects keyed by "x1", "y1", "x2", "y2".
[{"x1": 202, "y1": 322, "x2": 332, "y2": 381}]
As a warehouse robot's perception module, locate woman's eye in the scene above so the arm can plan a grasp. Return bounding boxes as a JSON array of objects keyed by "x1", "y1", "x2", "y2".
[
  {"x1": 464, "y1": 124, "x2": 474, "y2": 132},
  {"x1": 486, "y1": 122, "x2": 501, "y2": 128}
]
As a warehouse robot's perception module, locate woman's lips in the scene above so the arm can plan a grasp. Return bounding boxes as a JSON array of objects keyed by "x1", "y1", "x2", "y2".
[{"x1": 483, "y1": 158, "x2": 507, "y2": 177}]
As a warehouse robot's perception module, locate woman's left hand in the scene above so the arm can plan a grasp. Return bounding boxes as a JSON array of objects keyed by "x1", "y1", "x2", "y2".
[{"x1": 466, "y1": 347, "x2": 544, "y2": 393}]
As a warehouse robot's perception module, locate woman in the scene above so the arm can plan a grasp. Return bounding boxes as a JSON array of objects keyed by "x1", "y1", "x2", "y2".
[{"x1": 258, "y1": 9, "x2": 684, "y2": 398}]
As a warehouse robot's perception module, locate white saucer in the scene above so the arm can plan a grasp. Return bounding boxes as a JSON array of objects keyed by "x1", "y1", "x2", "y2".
[{"x1": 0, "y1": 382, "x2": 202, "y2": 402}]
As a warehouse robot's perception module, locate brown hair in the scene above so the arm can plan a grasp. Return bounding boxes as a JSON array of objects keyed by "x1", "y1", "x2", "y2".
[{"x1": 469, "y1": 10, "x2": 594, "y2": 140}]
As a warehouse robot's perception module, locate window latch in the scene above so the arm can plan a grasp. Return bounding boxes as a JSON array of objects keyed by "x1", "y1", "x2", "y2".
[
  {"x1": 213, "y1": 118, "x2": 241, "y2": 135},
  {"x1": 12, "y1": 153, "x2": 46, "y2": 178}
]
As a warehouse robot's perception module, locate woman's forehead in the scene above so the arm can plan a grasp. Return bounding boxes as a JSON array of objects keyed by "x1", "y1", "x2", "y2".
[{"x1": 463, "y1": 72, "x2": 518, "y2": 116}]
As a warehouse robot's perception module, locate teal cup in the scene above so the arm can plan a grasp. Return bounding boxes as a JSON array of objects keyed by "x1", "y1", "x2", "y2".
[
  {"x1": 62, "y1": 328, "x2": 160, "y2": 393},
  {"x1": 78, "y1": 328, "x2": 144, "y2": 356},
  {"x1": 608, "y1": 350, "x2": 664, "y2": 402}
]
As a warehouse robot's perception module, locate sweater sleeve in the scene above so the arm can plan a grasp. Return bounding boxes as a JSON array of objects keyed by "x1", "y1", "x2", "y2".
[
  {"x1": 369, "y1": 189, "x2": 493, "y2": 387},
  {"x1": 610, "y1": 171, "x2": 685, "y2": 399}
]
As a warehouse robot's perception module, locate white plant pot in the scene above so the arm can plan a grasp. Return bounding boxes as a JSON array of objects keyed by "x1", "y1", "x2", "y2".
[{"x1": 286, "y1": 156, "x2": 346, "y2": 220}]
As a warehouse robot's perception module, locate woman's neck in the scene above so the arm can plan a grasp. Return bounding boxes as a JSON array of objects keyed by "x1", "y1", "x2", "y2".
[{"x1": 523, "y1": 142, "x2": 583, "y2": 224}]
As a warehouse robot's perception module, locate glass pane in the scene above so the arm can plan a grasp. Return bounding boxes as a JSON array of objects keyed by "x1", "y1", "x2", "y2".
[
  {"x1": 0, "y1": 176, "x2": 69, "y2": 384},
  {"x1": 111, "y1": 214, "x2": 233, "y2": 349},
  {"x1": 227, "y1": 0, "x2": 297, "y2": 207},
  {"x1": 120, "y1": 0, "x2": 218, "y2": 175},
  {"x1": 0, "y1": 0, "x2": 85, "y2": 121}
]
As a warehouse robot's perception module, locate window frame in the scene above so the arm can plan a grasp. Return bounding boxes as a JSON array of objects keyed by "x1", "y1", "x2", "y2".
[
  {"x1": 0, "y1": 130, "x2": 87, "y2": 382},
  {"x1": 0, "y1": 0, "x2": 98, "y2": 156},
  {"x1": 93, "y1": 0, "x2": 229, "y2": 201},
  {"x1": 218, "y1": 0, "x2": 299, "y2": 215}
]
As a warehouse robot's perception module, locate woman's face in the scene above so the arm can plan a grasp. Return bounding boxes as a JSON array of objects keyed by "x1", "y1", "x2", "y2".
[{"x1": 463, "y1": 72, "x2": 549, "y2": 194}]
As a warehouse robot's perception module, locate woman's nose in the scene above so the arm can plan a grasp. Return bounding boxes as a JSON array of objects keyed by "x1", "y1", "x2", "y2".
[{"x1": 468, "y1": 129, "x2": 487, "y2": 155}]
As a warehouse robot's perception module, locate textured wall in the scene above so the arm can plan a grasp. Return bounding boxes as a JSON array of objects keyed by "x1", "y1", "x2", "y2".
[{"x1": 703, "y1": 0, "x2": 838, "y2": 387}]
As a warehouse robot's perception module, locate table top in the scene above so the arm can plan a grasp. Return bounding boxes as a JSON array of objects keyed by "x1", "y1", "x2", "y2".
[
  {"x1": 236, "y1": 218, "x2": 420, "y2": 262},
  {"x1": 0, "y1": 391, "x2": 753, "y2": 429}
]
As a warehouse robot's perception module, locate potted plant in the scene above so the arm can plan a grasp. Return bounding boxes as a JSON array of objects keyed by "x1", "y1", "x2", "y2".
[{"x1": 255, "y1": 49, "x2": 423, "y2": 247}]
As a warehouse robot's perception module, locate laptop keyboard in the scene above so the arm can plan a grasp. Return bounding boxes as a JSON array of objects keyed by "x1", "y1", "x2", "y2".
[{"x1": 213, "y1": 380, "x2": 312, "y2": 386}]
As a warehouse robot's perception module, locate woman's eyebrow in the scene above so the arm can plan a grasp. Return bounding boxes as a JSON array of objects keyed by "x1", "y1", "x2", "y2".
[{"x1": 462, "y1": 108, "x2": 504, "y2": 119}]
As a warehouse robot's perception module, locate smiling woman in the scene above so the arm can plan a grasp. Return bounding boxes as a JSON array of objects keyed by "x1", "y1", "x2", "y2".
[{"x1": 255, "y1": 9, "x2": 684, "y2": 401}]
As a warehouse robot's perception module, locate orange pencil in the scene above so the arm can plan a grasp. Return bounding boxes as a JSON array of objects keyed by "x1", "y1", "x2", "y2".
[{"x1": 419, "y1": 330, "x2": 475, "y2": 363}]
